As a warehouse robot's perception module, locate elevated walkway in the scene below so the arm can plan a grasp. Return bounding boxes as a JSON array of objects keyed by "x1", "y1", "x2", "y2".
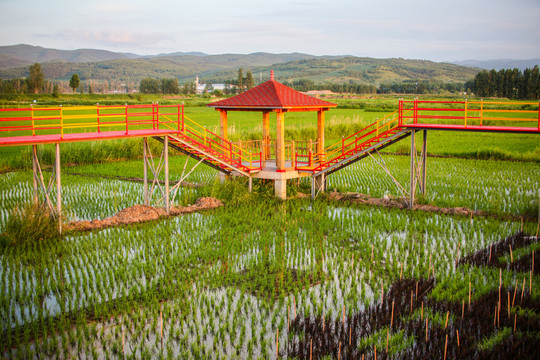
[{"x1": 0, "y1": 100, "x2": 538, "y2": 219}]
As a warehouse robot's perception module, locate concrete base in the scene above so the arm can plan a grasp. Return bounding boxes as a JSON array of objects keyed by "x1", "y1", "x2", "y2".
[
  {"x1": 275, "y1": 178, "x2": 287, "y2": 199},
  {"x1": 233, "y1": 160, "x2": 313, "y2": 200}
]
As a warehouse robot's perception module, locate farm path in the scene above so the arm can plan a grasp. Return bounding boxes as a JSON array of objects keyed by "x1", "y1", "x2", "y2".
[{"x1": 64, "y1": 196, "x2": 223, "y2": 232}]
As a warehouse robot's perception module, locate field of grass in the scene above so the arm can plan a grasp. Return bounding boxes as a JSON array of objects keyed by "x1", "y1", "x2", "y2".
[{"x1": 0, "y1": 96, "x2": 539, "y2": 359}]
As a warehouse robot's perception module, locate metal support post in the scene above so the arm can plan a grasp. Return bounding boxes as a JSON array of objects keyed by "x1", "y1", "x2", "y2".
[
  {"x1": 409, "y1": 130, "x2": 416, "y2": 209},
  {"x1": 248, "y1": 177, "x2": 253, "y2": 193},
  {"x1": 143, "y1": 138, "x2": 149, "y2": 206},
  {"x1": 32, "y1": 145, "x2": 38, "y2": 207},
  {"x1": 55, "y1": 143, "x2": 62, "y2": 233},
  {"x1": 164, "y1": 135, "x2": 169, "y2": 213},
  {"x1": 421, "y1": 130, "x2": 427, "y2": 194}
]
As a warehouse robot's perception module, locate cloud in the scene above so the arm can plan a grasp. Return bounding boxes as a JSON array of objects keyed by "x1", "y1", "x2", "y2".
[{"x1": 53, "y1": 29, "x2": 175, "y2": 50}]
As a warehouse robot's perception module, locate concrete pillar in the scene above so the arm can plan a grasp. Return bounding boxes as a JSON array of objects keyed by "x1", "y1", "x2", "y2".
[{"x1": 275, "y1": 178, "x2": 287, "y2": 199}]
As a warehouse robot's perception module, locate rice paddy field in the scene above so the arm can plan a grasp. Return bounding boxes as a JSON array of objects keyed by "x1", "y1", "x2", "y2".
[{"x1": 0, "y1": 99, "x2": 539, "y2": 359}]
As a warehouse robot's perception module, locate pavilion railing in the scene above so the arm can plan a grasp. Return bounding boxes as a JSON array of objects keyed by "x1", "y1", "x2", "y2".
[{"x1": 177, "y1": 115, "x2": 263, "y2": 171}]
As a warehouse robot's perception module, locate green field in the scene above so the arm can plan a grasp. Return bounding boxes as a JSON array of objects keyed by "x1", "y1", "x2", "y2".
[{"x1": 0, "y1": 96, "x2": 539, "y2": 359}]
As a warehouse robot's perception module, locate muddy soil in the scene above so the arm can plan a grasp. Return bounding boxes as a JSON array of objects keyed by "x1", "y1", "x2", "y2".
[
  {"x1": 327, "y1": 191, "x2": 496, "y2": 217},
  {"x1": 64, "y1": 197, "x2": 223, "y2": 232}
]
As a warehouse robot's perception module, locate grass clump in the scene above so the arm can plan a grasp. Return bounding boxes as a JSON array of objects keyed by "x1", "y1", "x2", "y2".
[{"x1": 0, "y1": 203, "x2": 60, "y2": 247}]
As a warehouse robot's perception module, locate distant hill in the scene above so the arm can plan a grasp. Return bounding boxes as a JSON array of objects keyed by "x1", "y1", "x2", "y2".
[
  {"x1": 0, "y1": 44, "x2": 481, "y2": 86},
  {"x1": 0, "y1": 44, "x2": 134, "y2": 63},
  {"x1": 204, "y1": 57, "x2": 480, "y2": 86},
  {"x1": 450, "y1": 59, "x2": 540, "y2": 71},
  {"x1": 0, "y1": 53, "x2": 33, "y2": 70}
]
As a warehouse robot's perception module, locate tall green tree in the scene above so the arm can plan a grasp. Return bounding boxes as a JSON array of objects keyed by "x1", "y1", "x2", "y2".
[
  {"x1": 139, "y1": 77, "x2": 160, "y2": 93},
  {"x1": 160, "y1": 78, "x2": 179, "y2": 94},
  {"x1": 182, "y1": 81, "x2": 196, "y2": 95},
  {"x1": 27, "y1": 63, "x2": 44, "y2": 94},
  {"x1": 69, "y1": 74, "x2": 80, "y2": 93},
  {"x1": 237, "y1": 68, "x2": 244, "y2": 93},
  {"x1": 246, "y1": 70, "x2": 254, "y2": 90}
]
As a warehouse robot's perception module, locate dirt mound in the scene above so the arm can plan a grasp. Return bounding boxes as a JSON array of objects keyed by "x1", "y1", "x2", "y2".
[
  {"x1": 328, "y1": 191, "x2": 484, "y2": 216},
  {"x1": 65, "y1": 197, "x2": 223, "y2": 232}
]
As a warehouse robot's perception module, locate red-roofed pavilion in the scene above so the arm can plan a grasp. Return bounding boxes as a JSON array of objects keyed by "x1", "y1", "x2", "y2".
[{"x1": 208, "y1": 71, "x2": 336, "y2": 198}]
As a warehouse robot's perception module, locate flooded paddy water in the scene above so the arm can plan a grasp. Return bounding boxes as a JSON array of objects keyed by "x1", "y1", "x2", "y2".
[{"x1": 0, "y1": 154, "x2": 538, "y2": 359}]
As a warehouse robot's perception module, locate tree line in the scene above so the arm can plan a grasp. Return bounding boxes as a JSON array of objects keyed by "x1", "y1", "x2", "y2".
[
  {"x1": 378, "y1": 80, "x2": 466, "y2": 95},
  {"x1": 282, "y1": 79, "x2": 378, "y2": 94},
  {"x1": 467, "y1": 66, "x2": 540, "y2": 100},
  {"x1": 0, "y1": 63, "x2": 133, "y2": 95},
  {"x1": 139, "y1": 77, "x2": 193, "y2": 94}
]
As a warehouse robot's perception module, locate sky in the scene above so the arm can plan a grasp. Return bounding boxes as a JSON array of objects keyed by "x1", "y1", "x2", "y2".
[{"x1": 1, "y1": 0, "x2": 539, "y2": 62}]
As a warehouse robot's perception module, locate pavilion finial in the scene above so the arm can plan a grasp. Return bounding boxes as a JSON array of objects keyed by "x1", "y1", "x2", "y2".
[{"x1": 270, "y1": 70, "x2": 274, "y2": 81}]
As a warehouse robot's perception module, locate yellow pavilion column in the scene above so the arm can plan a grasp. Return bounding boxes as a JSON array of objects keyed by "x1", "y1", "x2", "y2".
[
  {"x1": 219, "y1": 109, "x2": 228, "y2": 141},
  {"x1": 317, "y1": 110, "x2": 325, "y2": 163},
  {"x1": 218, "y1": 109, "x2": 230, "y2": 182},
  {"x1": 275, "y1": 109, "x2": 287, "y2": 199},
  {"x1": 276, "y1": 110, "x2": 285, "y2": 170},
  {"x1": 262, "y1": 111, "x2": 270, "y2": 160},
  {"x1": 314, "y1": 109, "x2": 326, "y2": 195}
]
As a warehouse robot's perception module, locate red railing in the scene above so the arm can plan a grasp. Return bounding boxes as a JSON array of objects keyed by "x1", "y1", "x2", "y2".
[
  {"x1": 295, "y1": 109, "x2": 404, "y2": 171},
  {"x1": 295, "y1": 99, "x2": 539, "y2": 173},
  {"x1": 0, "y1": 103, "x2": 262, "y2": 172},
  {"x1": 400, "y1": 99, "x2": 540, "y2": 130},
  {"x1": 176, "y1": 115, "x2": 263, "y2": 171},
  {"x1": 0, "y1": 103, "x2": 183, "y2": 139}
]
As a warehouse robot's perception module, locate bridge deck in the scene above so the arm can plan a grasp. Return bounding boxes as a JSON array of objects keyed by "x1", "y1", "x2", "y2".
[
  {"x1": 404, "y1": 124, "x2": 540, "y2": 134},
  {"x1": 0, "y1": 129, "x2": 179, "y2": 147}
]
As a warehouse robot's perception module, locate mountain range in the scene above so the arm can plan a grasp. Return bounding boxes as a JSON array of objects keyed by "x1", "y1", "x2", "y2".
[{"x1": 1, "y1": 44, "x2": 537, "y2": 86}]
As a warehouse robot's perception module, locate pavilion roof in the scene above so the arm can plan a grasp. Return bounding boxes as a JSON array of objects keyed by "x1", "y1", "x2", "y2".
[{"x1": 207, "y1": 74, "x2": 336, "y2": 111}]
